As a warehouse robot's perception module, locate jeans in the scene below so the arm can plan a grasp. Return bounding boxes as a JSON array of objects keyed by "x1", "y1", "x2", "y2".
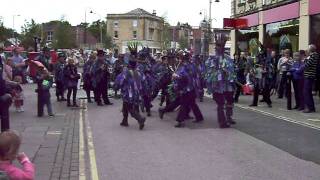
[
  {"x1": 55, "y1": 81, "x2": 65, "y2": 99},
  {"x1": 292, "y1": 79, "x2": 304, "y2": 109},
  {"x1": 38, "y1": 93, "x2": 53, "y2": 116},
  {"x1": 278, "y1": 73, "x2": 287, "y2": 98}
]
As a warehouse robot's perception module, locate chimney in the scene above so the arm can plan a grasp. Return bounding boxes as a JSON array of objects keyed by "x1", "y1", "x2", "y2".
[{"x1": 152, "y1": 10, "x2": 156, "y2": 16}]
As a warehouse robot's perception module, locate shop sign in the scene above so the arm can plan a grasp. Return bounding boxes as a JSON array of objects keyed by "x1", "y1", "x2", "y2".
[{"x1": 309, "y1": 0, "x2": 320, "y2": 15}]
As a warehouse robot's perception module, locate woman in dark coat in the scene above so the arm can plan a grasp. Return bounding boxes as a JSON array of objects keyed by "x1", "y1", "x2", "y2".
[{"x1": 64, "y1": 58, "x2": 80, "y2": 107}]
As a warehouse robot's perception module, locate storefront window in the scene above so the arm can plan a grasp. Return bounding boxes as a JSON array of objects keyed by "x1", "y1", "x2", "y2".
[
  {"x1": 236, "y1": 26, "x2": 259, "y2": 56},
  {"x1": 264, "y1": 19, "x2": 299, "y2": 54},
  {"x1": 310, "y1": 14, "x2": 320, "y2": 53}
]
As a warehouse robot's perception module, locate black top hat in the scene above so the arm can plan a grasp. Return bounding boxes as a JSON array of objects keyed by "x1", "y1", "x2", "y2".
[{"x1": 97, "y1": 50, "x2": 105, "y2": 56}]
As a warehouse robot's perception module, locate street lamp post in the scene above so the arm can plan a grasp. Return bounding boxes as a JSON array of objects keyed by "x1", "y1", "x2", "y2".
[{"x1": 12, "y1": 14, "x2": 20, "y2": 45}]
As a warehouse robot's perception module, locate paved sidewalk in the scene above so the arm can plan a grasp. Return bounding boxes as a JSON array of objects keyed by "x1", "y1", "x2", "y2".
[
  {"x1": 233, "y1": 94, "x2": 320, "y2": 129},
  {"x1": 9, "y1": 84, "x2": 81, "y2": 180}
]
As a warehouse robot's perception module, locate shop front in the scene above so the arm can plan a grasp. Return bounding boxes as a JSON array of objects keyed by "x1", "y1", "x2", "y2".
[
  {"x1": 263, "y1": 2, "x2": 300, "y2": 54},
  {"x1": 233, "y1": 13, "x2": 259, "y2": 56},
  {"x1": 236, "y1": 27, "x2": 259, "y2": 56},
  {"x1": 264, "y1": 19, "x2": 299, "y2": 54},
  {"x1": 309, "y1": 0, "x2": 320, "y2": 52}
]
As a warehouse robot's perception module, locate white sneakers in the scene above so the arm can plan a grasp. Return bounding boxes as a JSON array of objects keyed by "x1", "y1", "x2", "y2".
[{"x1": 15, "y1": 107, "x2": 25, "y2": 113}]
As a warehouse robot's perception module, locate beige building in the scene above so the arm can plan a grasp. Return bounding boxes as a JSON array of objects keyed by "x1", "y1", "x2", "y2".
[
  {"x1": 107, "y1": 8, "x2": 164, "y2": 54},
  {"x1": 229, "y1": 0, "x2": 320, "y2": 56}
]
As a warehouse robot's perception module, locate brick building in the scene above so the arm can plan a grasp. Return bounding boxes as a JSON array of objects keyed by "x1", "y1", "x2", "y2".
[{"x1": 42, "y1": 21, "x2": 100, "y2": 49}]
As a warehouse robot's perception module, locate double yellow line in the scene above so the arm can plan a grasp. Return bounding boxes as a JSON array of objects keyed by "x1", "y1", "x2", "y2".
[{"x1": 79, "y1": 100, "x2": 100, "y2": 180}]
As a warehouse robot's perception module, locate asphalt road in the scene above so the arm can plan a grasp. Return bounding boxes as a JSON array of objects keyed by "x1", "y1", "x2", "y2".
[{"x1": 85, "y1": 96, "x2": 320, "y2": 180}]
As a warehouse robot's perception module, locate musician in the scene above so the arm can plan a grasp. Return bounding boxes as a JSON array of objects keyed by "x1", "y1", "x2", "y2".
[
  {"x1": 54, "y1": 53, "x2": 67, "y2": 102},
  {"x1": 91, "y1": 50, "x2": 112, "y2": 106},
  {"x1": 205, "y1": 34, "x2": 236, "y2": 128}
]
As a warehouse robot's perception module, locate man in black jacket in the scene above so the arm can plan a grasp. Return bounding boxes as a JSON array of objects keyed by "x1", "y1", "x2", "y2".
[
  {"x1": 303, "y1": 44, "x2": 320, "y2": 113},
  {"x1": 0, "y1": 56, "x2": 13, "y2": 132}
]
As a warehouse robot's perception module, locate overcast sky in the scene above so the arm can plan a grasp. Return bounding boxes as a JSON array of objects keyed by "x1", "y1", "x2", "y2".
[{"x1": 0, "y1": 0, "x2": 231, "y2": 32}]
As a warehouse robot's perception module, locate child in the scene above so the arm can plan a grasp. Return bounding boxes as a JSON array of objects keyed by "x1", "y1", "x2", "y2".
[
  {"x1": 12, "y1": 76, "x2": 24, "y2": 112},
  {"x1": 2, "y1": 58, "x2": 13, "y2": 81},
  {"x1": 0, "y1": 131, "x2": 35, "y2": 180},
  {"x1": 11, "y1": 85, "x2": 24, "y2": 113},
  {"x1": 36, "y1": 68, "x2": 54, "y2": 117}
]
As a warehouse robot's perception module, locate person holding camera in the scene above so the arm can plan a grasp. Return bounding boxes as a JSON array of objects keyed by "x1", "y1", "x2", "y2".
[{"x1": 64, "y1": 58, "x2": 80, "y2": 107}]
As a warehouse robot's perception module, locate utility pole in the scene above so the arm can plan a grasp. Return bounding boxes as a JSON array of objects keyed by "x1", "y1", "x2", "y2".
[
  {"x1": 84, "y1": 11, "x2": 87, "y2": 46},
  {"x1": 12, "y1": 14, "x2": 20, "y2": 46}
]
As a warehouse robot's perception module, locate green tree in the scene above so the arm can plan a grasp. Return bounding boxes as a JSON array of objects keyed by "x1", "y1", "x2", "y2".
[
  {"x1": 0, "y1": 20, "x2": 15, "y2": 46},
  {"x1": 161, "y1": 15, "x2": 171, "y2": 50},
  {"x1": 87, "y1": 20, "x2": 113, "y2": 49},
  {"x1": 53, "y1": 20, "x2": 76, "y2": 49},
  {"x1": 178, "y1": 36, "x2": 189, "y2": 50},
  {"x1": 20, "y1": 19, "x2": 42, "y2": 49}
]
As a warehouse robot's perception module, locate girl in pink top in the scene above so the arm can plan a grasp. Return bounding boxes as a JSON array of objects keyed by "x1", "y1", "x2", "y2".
[{"x1": 0, "y1": 131, "x2": 35, "y2": 180}]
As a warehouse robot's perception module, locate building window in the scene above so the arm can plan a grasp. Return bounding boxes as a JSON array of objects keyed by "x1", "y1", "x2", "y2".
[
  {"x1": 133, "y1": 20, "x2": 138, "y2": 27},
  {"x1": 114, "y1": 31, "x2": 119, "y2": 39},
  {"x1": 133, "y1": 31, "x2": 137, "y2": 39},
  {"x1": 114, "y1": 21, "x2": 119, "y2": 28},
  {"x1": 149, "y1": 28, "x2": 154, "y2": 40},
  {"x1": 47, "y1": 31, "x2": 53, "y2": 42}
]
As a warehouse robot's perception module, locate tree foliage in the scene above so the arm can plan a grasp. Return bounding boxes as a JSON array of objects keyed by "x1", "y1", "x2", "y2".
[
  {"x1": 161, "y1": 15, "x2": 171, "y2": 50},
  {"x1": 87, "y1": 20, "x2": 113, "y2": 49},
  {"x1": 20, "y1": 19, "x2": 42, "y2": 49},
  {"x1": 0, "y1": 20, "x2": 15, "y2": 46},
  {"x1": 178, "y1": 36, "x2": 189, "y2": 50},
  {"x1": 52, "y1": 20, "x2": 76, "y2": 49}
]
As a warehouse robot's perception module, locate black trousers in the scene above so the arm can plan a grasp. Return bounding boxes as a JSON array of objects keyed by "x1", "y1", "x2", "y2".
[
  {"x1": 153, "y1": 85, "x2": 169, "y2": 106},
  {"x1": 252, "y1": 81, "x2": 272, "y2": 106},
  {"x1": 122, "y1": 102, "x2": 144, "y2": 123},
  {"x1": 213, "y1": 92, "x2": 234, "y2": 126},
  {"x1": 176, "y1": 91, "x2": 203, "y2": 122},
  {"x1": 55, "y1": 81, "x2": 65, "y2": 99},
  {"x1": 234, "y1": 83, "x2": 242, "y2": 102},
  {"x1": 292, "y1": 79, "x2": 304, "y2": 109},
  {"x1": 142, "y1": 95, "x2": 152, "y2": 113},
  {"x1": 94, "y1": 82, "x2": 110, "y2": 104},
  {"x1": 0, "y1": 94, "x2": 12, "y2": 132},
  {"x1": 162, "y1": 97, "x2": 180, "y2": 113},
  {"x1": 67, "y1": 87, "x2": 77, "y2": 105}
]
